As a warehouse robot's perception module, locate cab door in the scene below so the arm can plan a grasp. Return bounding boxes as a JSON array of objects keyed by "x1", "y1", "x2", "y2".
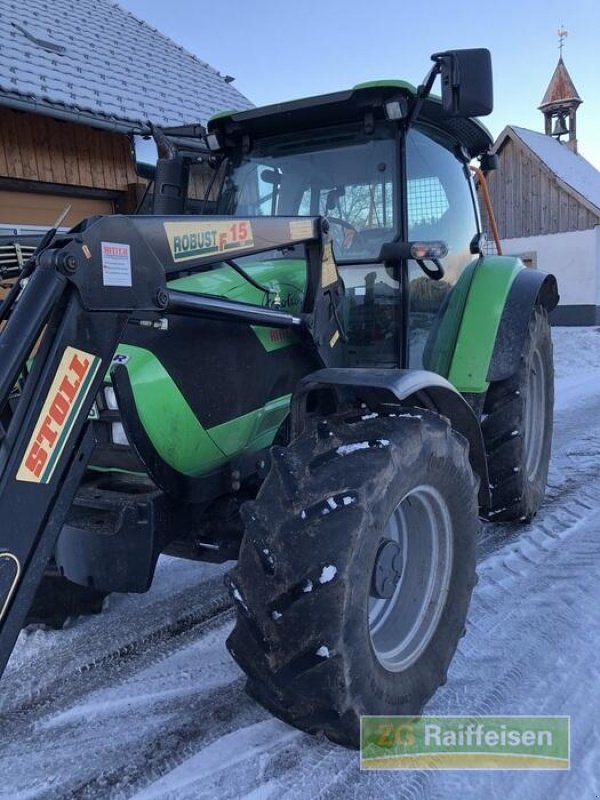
[{"x1": 405, "y1": 127, "x2": 481, "y2": 370}]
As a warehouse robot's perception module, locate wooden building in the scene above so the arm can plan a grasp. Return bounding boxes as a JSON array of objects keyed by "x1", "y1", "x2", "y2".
[
  {"x1": 0, "y1": 109, "x2": 137, "y2": 228},
  {"x1": 483, "y1": 54, "x2": 600, "y2": 324},
  {"x1": 0, "y1": 0, "x2": 251, "y2": 234},
  {"x1": 485, "y1": 124, "x2": 600, "y2": 243}
]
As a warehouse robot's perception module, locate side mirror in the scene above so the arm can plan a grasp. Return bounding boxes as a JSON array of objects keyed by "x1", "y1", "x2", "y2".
[
  {"x1": 433, "y1": 48, "x2": 493, "y2": 118},
  {"x1": 131, "y1": 134, "x2": 159, "y2": 179},
  {"x1": 379, "y1": 240, "x2": 448, "y2": 280}
]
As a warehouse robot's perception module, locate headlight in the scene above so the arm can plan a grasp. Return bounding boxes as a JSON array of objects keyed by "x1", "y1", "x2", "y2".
[
  {"x1": 111, "y1": 423, "x2": 129, "y2": 446},
  {"x1": 104, "y1": 386, "x2": 119, "y2": 410}
]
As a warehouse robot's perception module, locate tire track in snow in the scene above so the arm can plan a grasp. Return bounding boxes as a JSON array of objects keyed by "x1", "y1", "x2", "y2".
[
  {"x1": 0, "y1": 618, "x2": 255, "y2": 800},
  {"x1": 418, "y1": 487, "x2": 600, "y2": 799},
  {"x1": 62, "y1": 675, "x2": 264, "y2": 799},
  {"x1": 1, "y1": 571, "x2": 232, "y2": 721}
]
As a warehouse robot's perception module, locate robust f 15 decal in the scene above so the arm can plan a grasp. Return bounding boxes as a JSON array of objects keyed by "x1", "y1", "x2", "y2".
[{"x1": 164, "y1": 220, "x2": 254, "y2": 262}]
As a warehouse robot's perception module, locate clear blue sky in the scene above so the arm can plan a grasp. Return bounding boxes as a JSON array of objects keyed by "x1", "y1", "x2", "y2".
[{"x1": 119, "y1": 0, "x2": 600, "y2": 169}]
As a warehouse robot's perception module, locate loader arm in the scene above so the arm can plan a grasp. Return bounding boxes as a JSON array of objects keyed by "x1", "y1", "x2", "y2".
[{"x1": 0, "y1": 214, "x2": 330, "y2": 679}]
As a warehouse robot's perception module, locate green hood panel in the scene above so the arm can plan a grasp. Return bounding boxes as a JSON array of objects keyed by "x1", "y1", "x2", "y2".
[
  {"x1": 114, "y1": 344, "x2": 228, "y2": 476},
  {"x1": 209, "y1": 394, "x2": 291, "y2": 457},
  {"x1": 110, "y1": 258, "x2": 309, "y2": 478},
  {"x1": 168, "y1": 259, "x2": 306, "y2": 353},
  {"x1": 113, "y1": 344, "x2": 293, "y2": 477},
  {"x1": 167, "y1": 258, "x2": 307, "y2": 306}
]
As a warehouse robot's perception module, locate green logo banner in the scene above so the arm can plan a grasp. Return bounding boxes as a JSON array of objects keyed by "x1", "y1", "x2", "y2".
[{"x1": 360, "y1": 716, "x2": 570, "y2": 770}]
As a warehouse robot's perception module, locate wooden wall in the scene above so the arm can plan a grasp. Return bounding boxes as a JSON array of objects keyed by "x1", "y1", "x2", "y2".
[
  {"x1": 484, "y1": 137, "x2": 600, "y2": 240},
  {"x1": 0, "y1": 107, "x2": 138, "y2": 192},
  {"x1": 0, "y1": 190, "x2": 113, "y2": 228}
]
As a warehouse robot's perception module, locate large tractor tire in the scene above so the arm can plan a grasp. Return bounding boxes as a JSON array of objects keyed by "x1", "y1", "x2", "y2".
[
  {"x1": 25, "y1": 563, "x2": 107, "y2": 628},
  {"x1": 482, "y1": 306, "x2": 554, "y2": 523},
  {"x1": 226, "y1": 410, "x2": 479, "y2": 747}
]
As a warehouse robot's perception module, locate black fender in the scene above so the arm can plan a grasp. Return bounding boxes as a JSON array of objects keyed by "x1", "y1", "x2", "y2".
[
  {"x1": 487, "y1": 269, "x2": 559, "y2": 383},
  {"x1": 291, "y1": 367, "x2": 491, "y2": 511}
]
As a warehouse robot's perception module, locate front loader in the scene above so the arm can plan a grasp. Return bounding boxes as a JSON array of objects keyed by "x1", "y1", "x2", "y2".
[{"x1": 0, "y1": 48, "x2": 558, "y2": 747}]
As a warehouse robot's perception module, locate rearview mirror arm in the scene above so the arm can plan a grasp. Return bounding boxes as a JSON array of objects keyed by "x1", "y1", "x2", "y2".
[
  {"x1": 149, "y1": 122, "x2": 178, "y2": 160},
  {"x1": 405, "y1": 57, "x2": 443, "y2": 129}
]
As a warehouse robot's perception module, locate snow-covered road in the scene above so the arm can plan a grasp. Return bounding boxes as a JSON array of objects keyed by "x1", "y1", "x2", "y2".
[{"x1": 2, "y1": 327, "x2": 600, "y2": 799}]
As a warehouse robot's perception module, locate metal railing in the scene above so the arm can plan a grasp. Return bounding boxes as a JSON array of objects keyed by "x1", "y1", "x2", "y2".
[{"x1": 0, "y1": 238, "x2": 40, "y2": 282}]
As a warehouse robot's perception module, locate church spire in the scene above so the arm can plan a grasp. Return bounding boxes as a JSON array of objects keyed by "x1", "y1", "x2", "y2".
[{"x1": 539, "y1": 28, "x2": 582, "y2": 153}]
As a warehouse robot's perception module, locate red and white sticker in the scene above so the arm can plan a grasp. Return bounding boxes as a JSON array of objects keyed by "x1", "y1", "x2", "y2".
[{"x1": 101, "y1": 242, "x2": 132, "y2": 287}]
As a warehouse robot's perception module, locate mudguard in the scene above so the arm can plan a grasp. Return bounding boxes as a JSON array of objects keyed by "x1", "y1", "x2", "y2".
[
  {"x1": 447, "y1": 256, "x2": 558, "y2": 394},
  {"x1": 487, "y1": 268, "x2": 559, "y2": 382},
  {"x1": 290, "y1": 367, "x2": 490, "y2": 510}
]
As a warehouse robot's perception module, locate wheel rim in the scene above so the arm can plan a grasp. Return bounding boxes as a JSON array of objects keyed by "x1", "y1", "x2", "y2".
[
  {"x1": 524, "y1": 347, "x2": 546, "y2": 481},
  {"x1": 368, "y1": 485, "x2": 454, "y2": 672}
]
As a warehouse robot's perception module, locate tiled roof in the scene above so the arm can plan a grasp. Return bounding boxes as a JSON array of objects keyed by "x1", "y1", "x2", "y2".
[
  {"x1": 500, "y1": 126, "x2": 600, "y2": 214},
  {"x1": 0, "y1": 0, "x2": 252, "y2": 131}
]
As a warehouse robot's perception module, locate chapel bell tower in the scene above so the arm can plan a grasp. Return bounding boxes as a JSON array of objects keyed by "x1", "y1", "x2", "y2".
[{"x1": 539, "y1": 27, "x2": 582, "y2": 153}]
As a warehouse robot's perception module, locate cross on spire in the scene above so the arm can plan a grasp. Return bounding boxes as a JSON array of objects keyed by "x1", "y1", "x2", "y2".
[{"x1": 558, "y1": 25, "x2": 568, "y2": 57}]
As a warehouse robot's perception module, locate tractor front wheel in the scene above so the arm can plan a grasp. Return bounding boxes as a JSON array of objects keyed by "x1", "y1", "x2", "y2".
[{"x1": 226, "y1": 410, "x2": 479, "y2": 747}]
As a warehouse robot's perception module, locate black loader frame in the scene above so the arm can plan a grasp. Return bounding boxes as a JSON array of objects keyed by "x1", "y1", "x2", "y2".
[{"x1": 0, "y1": 214, "x2": 341, "y2": 678}]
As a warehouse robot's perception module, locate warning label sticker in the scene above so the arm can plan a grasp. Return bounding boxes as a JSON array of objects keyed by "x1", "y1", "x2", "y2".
[
  {"x1": 101, "y1": 242, "x2": 132, "y2": 287},
  {"x1": 321, "y1": 241, "x2": 338, "y2": 287},
  {"x1": 289, "y1": 219, "x2": 314, "y2": 241}
]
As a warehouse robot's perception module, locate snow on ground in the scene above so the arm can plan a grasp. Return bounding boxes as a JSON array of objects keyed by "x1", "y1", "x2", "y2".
[{"x1": 2, "y1": 327, "x2": 600, "y2": 799}]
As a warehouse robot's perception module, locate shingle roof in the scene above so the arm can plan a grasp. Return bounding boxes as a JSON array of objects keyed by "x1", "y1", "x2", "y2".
[
  {"x1": 0, "y1": 0, "x2": 252, "y2": 132},
  {"x1": 539, "y1": 57, "x2": 582, "y2": 111},
  {"x1": 497, "y1": 126, "x2": 600, "y2": 214}
]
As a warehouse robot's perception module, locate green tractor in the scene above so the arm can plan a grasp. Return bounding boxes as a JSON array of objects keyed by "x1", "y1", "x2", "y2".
[{"x1": 0, "y1": 48, "x2": 557, "y2": 747}]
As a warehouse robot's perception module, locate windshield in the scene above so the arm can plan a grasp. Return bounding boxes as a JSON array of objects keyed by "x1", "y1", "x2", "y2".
[{"x1": 217, "y1": 125, "x2": 397, "y2": 261}]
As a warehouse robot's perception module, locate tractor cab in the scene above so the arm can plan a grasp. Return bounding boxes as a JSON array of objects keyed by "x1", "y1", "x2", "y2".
[{"x1": 206, "y1": 76, "x2": 494, "y2": 372}]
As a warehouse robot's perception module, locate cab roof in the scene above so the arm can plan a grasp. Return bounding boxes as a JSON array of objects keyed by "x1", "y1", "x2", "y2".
[{"x1": 208, "y1": 81, "x2": 493, "y2": 159}]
